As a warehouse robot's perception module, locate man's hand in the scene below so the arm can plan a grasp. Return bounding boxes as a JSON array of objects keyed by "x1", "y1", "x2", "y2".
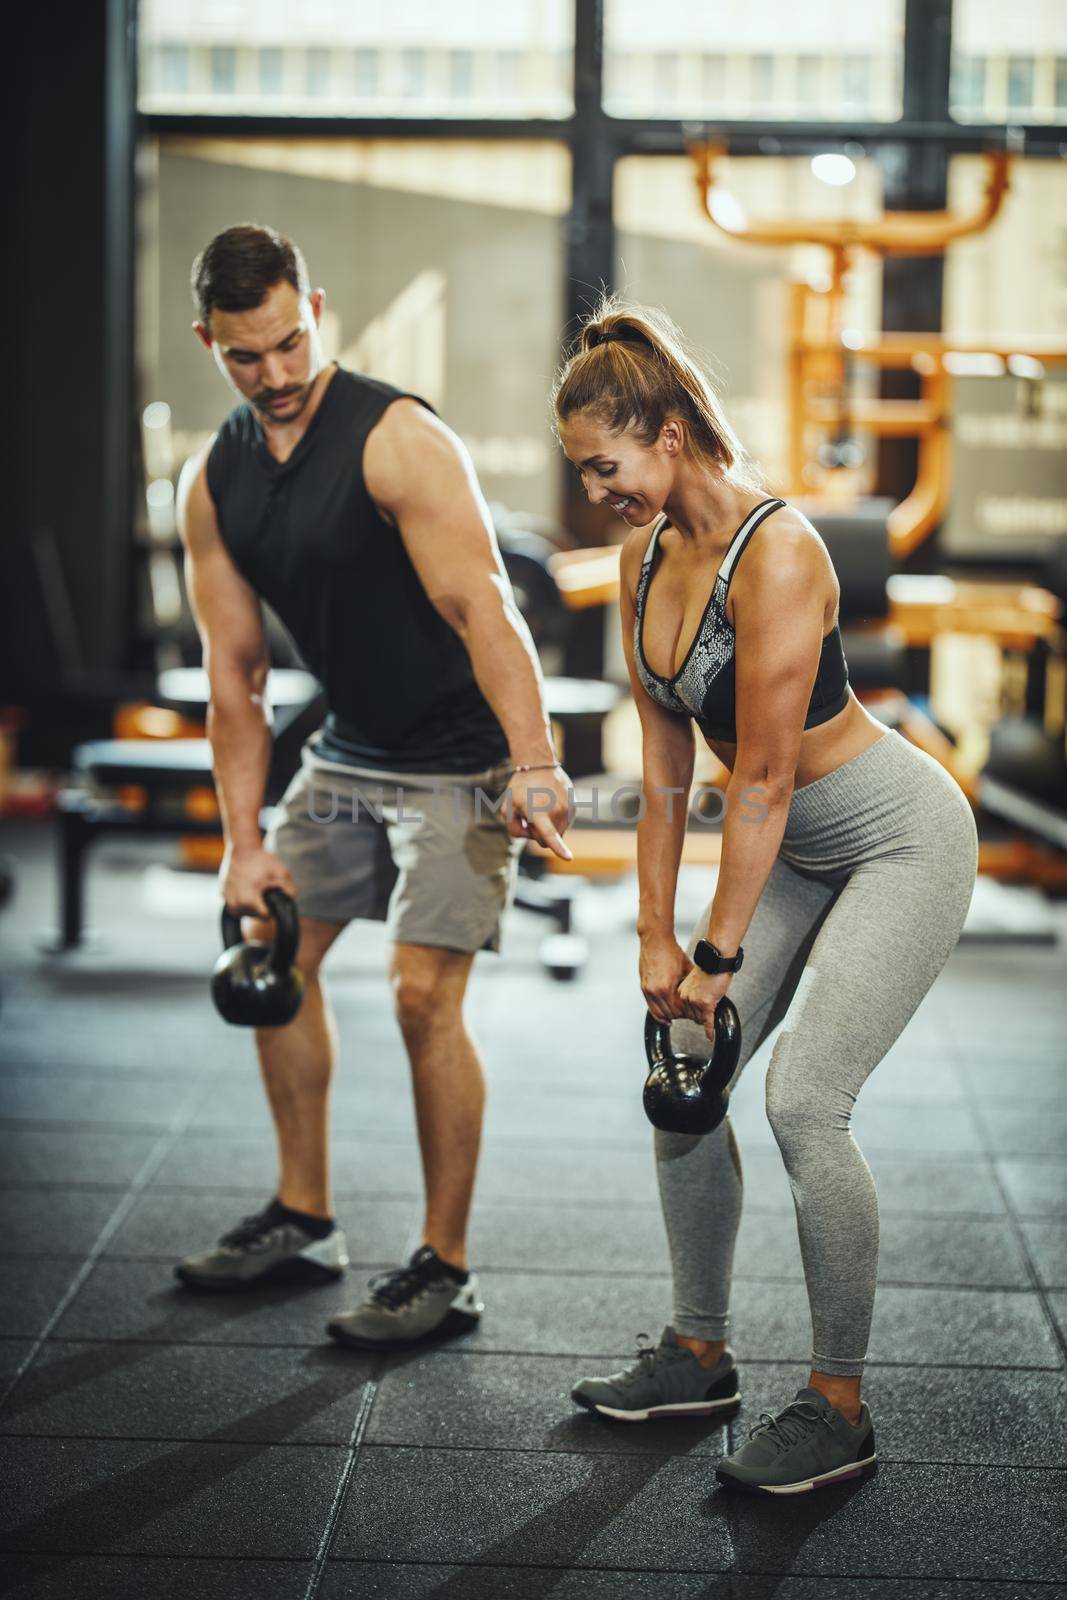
[
  {"x1": 677, "y1": 966, "x2": 735, "y2": 1042},
  {"x1": 507, "y1": 765, "x2": 574, "y2": 862},
  {"x1": 220, "y1": 843, "x2": 296, "y2": 917},
  {"x1": 640, "y1": 933, "x2": 693, "y2": 1023}
]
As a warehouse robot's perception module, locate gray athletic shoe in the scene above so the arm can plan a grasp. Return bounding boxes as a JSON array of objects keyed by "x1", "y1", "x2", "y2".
[
  {"x1": 174, "y1": 1200, "x2": 349, "y2": 1293},
  {"x1": 327, "y1": 1245, "x2": 483, "y2": 1350},
  {"x1": 572, "y1": 1327, "x2": 741, "y2": 1421},
  {"x1": 715, "y1": 1385, "x2": 877, "y2": 1495}
]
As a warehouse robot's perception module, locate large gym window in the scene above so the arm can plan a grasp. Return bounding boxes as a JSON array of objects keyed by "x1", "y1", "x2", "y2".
[
  {"x1": 950, "y1": 0, "x2": 1067, "y2": 123},
  {"x1": 602, "y1": 0, "x2": 905, "y2": 121},
  {"x1": 137, "y1": 0, "x2": 575, "y2": 119}
]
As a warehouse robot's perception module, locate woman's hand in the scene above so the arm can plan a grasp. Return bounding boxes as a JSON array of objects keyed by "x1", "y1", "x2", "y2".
[
  {"x1": 678, "y1": 967, "x2": 735, "y2": 1042},
  {"x1": 639, "y1": 934, "x2": 692, "y2": 1023}
]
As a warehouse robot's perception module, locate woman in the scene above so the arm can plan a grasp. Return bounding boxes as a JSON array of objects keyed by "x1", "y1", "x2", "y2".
[{"x1": 554, "y1": 300, "x2": 978, "y2": 1496}]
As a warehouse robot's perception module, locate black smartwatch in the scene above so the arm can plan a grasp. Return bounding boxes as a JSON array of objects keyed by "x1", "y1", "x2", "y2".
[{"x1": 693, "y1": 939, "x2": 744, "y2": 975}]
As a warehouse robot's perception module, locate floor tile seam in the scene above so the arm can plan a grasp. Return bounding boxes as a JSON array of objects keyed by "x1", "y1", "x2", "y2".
[
  {"x1": 0, "y1": 1073, "x2": 217, "y2": 1416},
  {"x1": 353, "y1": 1439, "x2": 1067, "y2": 1472},
  {"x1": 14, "y1": 1339, "x2": 1066, "y2": 1373},
  {"x1": 330, "y1": 1440, "x2": 1067, "y2": 1469},
  {"x1": 315, "y1": 1559, "x2": 1067, "y2": 1585},
  {"x1": 0, "y1": 1546, "x2": 1063, "y2": 1585},
  {"x1": 43, "y1": 1254, "x2": 1058, "y2": 1293},
  {"x1": 0, "y1": 1428, "x2": 359, "y2": 1450},
  {"x1": 726, "y1": 1577, "x2": 1066, "y2": 1589},
  {"x1": 303, "y1": 1369, "x2": 384, "y2": 1600},
  {"x1": 0, "y1": 1121, "x2": 176, "y2": 1137},
  {"x1": 5, "y1": 1120, "x2": 1044, "y2": 1158},
  {"x1": 980, "y1": 1151, "x2": 1067, "y2": 1369},
  {"x1": 0, "y1": 1552, "x2": 311, "y2": 1567},
  {"x1": 0, "y1": 1185, "x2": 1035, "y2": 1222},
  {"x1": 3, "y1": 1068, "x2": 210, "y2": 1081},
  {"x1": 0, "y1": 1180, "x2": 135, "y2": 1190},
  {"x1": 9, "y1": 1068, "x2": 1002, "y2": 1096}
]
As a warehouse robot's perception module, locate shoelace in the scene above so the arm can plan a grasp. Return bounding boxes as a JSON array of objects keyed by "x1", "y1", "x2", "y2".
[
  {"x1": 750, "y1": 1400, "x2": 836, "y2": 1453},
  {"x1": 219, "y1": 1207, "x2": 283, "y2": 1250},
  {"x1": 368, "y1": 1258, "x2": 442, "y2": 1310},
  {"x1": 613, "y1": 1332, "x2": 675, "y2": 1388}
]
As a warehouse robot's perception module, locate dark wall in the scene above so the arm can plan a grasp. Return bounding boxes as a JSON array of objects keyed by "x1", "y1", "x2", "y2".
[{"x1": 7, "y1": 0, "x2": 136, "y2": 708}]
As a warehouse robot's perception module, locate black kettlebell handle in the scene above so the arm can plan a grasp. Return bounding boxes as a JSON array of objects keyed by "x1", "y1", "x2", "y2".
[
  {"x1": 220, "y1": 887, "x2": 300, "y2": 975},
  {"x1": 644, "y1": 998, "x2": 741, "y2": 1069}
]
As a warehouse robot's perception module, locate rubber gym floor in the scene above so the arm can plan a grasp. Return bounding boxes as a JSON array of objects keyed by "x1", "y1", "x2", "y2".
[{"x1": 0, "y1": 823, "x2": 1064, "y2": 1599}]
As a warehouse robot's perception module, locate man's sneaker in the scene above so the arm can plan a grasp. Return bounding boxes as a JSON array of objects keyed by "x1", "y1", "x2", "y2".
[
  {"x1": 174, "y1": 1200, "x2": 348, "y2": 1293},
  {"x1": 327, "y1": 1245, "x2": 483, "y2": 1350},
  {"x1": 715, "y1": 1385, "x2": 877, "y2": 1495},
  {"x1": 571, "y1": 1327, "x2": 741, "y2": 1422}
]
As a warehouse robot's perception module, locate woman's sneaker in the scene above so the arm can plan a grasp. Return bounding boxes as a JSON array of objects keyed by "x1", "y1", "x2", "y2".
[
  {"x1": 327, "y1": 1245, "x2": 483, "y2": 1350},
  {"x1": 174, "y1": 1199, "x2": 348, "y2": 1292},
  {"x1": 715, "y1": 1386, "x2": 877, "y2": 1495},
  {"x1": 571, "y1": 1327, "x2": 741, "y2": 1422}
]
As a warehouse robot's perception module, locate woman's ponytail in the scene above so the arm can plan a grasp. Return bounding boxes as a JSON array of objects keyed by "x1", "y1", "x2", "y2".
[{"x1": 553, "y1": 295, "x2": 763, "y2": 491}]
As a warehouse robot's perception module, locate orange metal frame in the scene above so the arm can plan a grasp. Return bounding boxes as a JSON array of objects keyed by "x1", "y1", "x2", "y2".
[{"x1": 690, "y1": 146, "x2": 1067, "y2": 556}]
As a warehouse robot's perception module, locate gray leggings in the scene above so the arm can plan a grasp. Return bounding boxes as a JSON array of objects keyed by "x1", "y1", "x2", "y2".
[{"x1": 656, "y1": 729, "x2": 978, "y2": 1378}]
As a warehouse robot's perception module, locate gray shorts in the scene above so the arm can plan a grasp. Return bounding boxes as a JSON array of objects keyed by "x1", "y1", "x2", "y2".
[{"x1": 264, "y1": 746, "x2": 521, "y2": 953}]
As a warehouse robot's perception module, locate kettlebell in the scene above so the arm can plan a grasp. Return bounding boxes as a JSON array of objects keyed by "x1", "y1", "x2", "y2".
[
  {"x1": 211, "y1": 887, "x2": 304, "y2": 1028},
  {"x1": 642, "y1": 1000, "x2": 741, "y2": 1136}
]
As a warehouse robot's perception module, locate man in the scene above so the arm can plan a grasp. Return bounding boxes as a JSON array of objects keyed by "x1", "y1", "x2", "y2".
[{"x1": 175, "y1": 223, "x2": 572, "y2": 1349}]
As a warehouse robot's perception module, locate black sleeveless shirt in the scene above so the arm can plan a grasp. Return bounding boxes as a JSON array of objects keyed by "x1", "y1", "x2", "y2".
[
  {"x1": 633, "y1": 498, "x2": 850, "y2": 743},
  {"x1": 206, "y1": 367, "x2": 508, "y2": 773}
]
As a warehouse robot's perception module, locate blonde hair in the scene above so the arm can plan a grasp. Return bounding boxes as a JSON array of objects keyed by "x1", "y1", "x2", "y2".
[{"x1": 552, "y1": 296, "x2": 764, "y2": 491}]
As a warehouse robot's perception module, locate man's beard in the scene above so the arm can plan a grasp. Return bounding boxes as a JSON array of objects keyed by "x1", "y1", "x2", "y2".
[{"x1": 253, "y1": 381, "x2": 313, "y2": 421}]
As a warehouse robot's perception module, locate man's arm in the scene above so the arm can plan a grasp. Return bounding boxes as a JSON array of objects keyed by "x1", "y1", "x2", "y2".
[
  {"x1": 177, "y1": 446, "x2": 294, "y2": 912},
  {"x1": 364, "y1": 399, "x2": 571, "y2": 859}
]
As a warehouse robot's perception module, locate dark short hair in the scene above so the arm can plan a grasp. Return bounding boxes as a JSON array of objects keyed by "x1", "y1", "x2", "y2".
[{"x1": 191, "y1": 223, "x2": 310, "y2": 324}]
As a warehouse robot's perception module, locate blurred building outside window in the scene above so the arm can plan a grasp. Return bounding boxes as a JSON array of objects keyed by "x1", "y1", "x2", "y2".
[
  {"x1": 401, "y1": 48, "x2": 428, "y2": 99},
  {"x1": 751, "y1": 55, "x2": 776, "y2": 107},
  {"x1": 159, "y1": 43, "x2": 189, "y2": 94},
  {"x1": 352, "y1": 48, "x2": 378, "y2": 99},
  {"x1": 450, "y1": 49, "x2": 474, "y2": 101},
  {"x1": 138, "y1": 0, "x2": 573, "y2": 118},
  {"x1": 305, "y1": 47, "x2": 331, "y2": 98},
  {"x1": 1006, "y1": 56, "x2": 1036, "y2": 114},
  {"x1": 703, "y1": 54, "x2": 727, "y2": 106},
  {"x1": 259, "y1": 47, "x2": 284, "y2": 97},
  {"x1": 950, "y1": 0, "x2": 1067, "y2": 122},
  {"x1": 603, "y1": 0, "x2": 904, "y2": 119},
  {"x1": 841, "y1": 55, "x2": 871, "y2": 111},
  {"x1": 210, "y1": 46, "x2": 237, "y2": 97}
]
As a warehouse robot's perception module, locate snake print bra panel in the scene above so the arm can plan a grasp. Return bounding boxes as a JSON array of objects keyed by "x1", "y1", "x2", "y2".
[{"x1": 633, "y1": 497, "x2": 851, "y2": 742}]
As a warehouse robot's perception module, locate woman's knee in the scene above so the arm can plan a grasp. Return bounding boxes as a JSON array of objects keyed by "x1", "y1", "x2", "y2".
[{"x1": 765, "y1": 1065, "x2": 856, "y2": 1154}]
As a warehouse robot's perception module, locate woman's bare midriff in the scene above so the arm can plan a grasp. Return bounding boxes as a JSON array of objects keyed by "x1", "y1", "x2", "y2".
[{"x1": 706, "y1": 691, "x2": 889, "y2": 791}]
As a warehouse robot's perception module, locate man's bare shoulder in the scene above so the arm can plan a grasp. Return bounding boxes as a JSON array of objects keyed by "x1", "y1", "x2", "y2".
[
  {"x1": 368, "y1": 395, "x2": 454, "y2": 457},
  {"x1": 176, "y1": 435, "x2": 219, "y2": 547},
  {"x1": 364, "y1": 397, "x2": 467, "y2": 508}
]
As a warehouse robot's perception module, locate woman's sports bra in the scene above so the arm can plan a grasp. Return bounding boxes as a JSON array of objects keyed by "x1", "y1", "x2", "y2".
[{"x1": 633, "y1": 497, "x2": 850, "y2": 743}]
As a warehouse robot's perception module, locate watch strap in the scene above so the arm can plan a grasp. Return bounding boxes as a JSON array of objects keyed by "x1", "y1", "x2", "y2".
[{"x1": 694, "y1": 939, "x2": 744, "y2": 975}]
